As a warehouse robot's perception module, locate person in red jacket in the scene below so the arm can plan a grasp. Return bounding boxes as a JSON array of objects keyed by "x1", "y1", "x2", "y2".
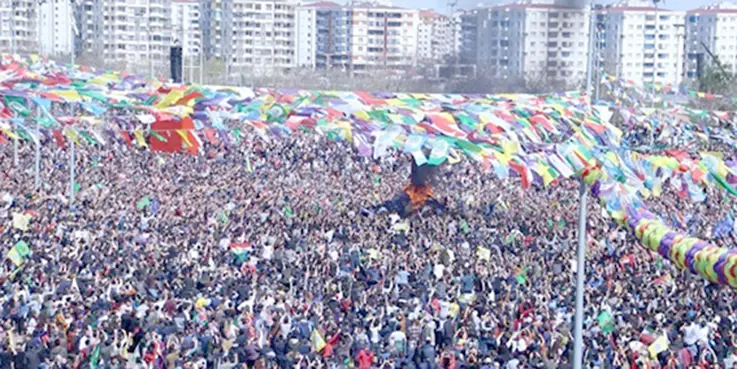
[{"x1": 356, "y1": 348, "x2": 375, "y2": 369}]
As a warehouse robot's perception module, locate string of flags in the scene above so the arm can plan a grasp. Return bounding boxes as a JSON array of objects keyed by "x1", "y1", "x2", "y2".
[{"x1": 3, "y1": 53, "x2": 737, "y2": 288}]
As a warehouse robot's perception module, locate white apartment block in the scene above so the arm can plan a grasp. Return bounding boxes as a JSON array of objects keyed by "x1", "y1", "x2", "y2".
[
  {"x1": 598, "y1": 0, "x2": 685, "y2": 86},
  {"x1": 472, "y1": 0, "x2": 590, "y2": 86},
  {"x1": 79, "y1": 0, "x2": 173, "y2": 74},
  {"x1": 685, "y1": 2, "x2": 737, "y2": 80},
  {"x1": 349, "y1": 3, "x2": 419, "y2": 73},
  {"x1": 296, "y1": 1, "x2": 352, "y2": 70},
  {"x1": 202, "y1": 0, "x2": 297, "y2": 75},
  {"x1": 294, "y1": 4, "x2": 318, "y2": 69},
  {"x1": 172, "y1": 0, "x2": 201, "y2": 57},
  {"x1": 294, "y1": 1, "x2": 419, "y2": 73},
  {"x1": 38, "y1": 0, "x2": 74, "y2": 57},
  {"x1": 0, "y1": 0, "x2": 38, "y2": 54},
  {"x1": 418, "y1": 10, "x2": 454, "y2": 64}
]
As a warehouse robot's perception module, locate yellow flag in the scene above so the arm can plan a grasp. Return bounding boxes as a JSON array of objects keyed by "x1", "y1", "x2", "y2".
[
  {"x1": 51, "y1": 90, "x2": 82, "y2": 102},
  {"x1": 648, "y1": 335, "x2": 669, "y2": 358},
  {"x1": 7, "y1": 248, "x2": 22, "y2": 266},
  {"x1": 133, "y1": 130, "x2": 147, "y2": 148},
  {"x1": 310, "y1": 329, "x2": 326, "y2": 352},
  {"x1": 176, "y1": 130, "x2": 192, "y2": 147},
  {"x1": 156, "y1": 90, "x2": 186, "y2": 109},
  {"x1": 12, "y1": 212, "x2": 31, "y2": 231},
  {"x1": 2, "y1": 128, "x2": 19, "y2": 140},
  {"x1": 63, "y1": 128, "x2": 81, "y2": 145},
  {"x1": 502, "y1": 140, "x2": 520, "y2": 155},
  {"x1": 476, "y1": 247, "x2": 491, "y2": 261}
]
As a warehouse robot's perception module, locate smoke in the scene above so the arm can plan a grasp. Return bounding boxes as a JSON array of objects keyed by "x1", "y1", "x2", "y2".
[{"x1": 410, "y1": 161, "x2": 439, "y2": 186}]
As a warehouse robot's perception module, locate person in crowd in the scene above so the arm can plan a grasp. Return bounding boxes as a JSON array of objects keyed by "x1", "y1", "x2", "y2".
[{"x1": 1, "y1": 131, "x2": 736, "y2": 369}]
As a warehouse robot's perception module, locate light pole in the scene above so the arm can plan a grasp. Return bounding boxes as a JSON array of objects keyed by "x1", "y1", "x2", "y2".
[
  {"x1": 70, "y1": 0, "x2": 77, "y2": 207},
  {"x1": 573, "y1": 5, "x2": 597, "y2": 369},
  {"x1": 8, "y1": 5, "x2": 18, "y2": 166}
]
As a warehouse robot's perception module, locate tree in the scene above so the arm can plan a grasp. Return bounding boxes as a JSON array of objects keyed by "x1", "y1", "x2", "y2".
[{"x1": 697, "y1": 64, "x2": 733, "y2": 95}]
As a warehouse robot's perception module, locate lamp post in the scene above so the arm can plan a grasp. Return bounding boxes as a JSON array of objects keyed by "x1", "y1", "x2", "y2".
[{"x1": 573, "y1": 4, "x2": 597, "y2": 369}]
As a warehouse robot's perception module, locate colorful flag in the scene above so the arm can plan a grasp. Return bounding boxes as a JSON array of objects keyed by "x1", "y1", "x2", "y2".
[
  {"x1": 136, "y1": 197, "x2": 151, "y2": 210},
  {"x1": 597, "y1": 311, "x2": 614, "y2": 334}
]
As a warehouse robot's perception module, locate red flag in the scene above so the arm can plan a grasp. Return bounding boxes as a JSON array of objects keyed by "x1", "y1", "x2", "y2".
[
  {"x1": 509, "y1": 160, "x2": 530, "y2": 189},
  {"x1": 203, "y1": 129, "x2": 218, "y2": 145},
  {"x1": 53, "y1": 130, "x2": 65, "y2": 147},
  {"x1": 120, "y1": 131, "x2": 133, "y2": 146}
]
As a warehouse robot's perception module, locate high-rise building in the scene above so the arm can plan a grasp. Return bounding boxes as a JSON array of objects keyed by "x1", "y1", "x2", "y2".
[
  {"x1": 0, "y1": 0, "x2": 38, "y2": 54},
  {"x1": 347, "y1": 3, "x2": 419, "y2": 73},
  {"x1": 173, "y1": 0, "x2": 202, "y2": 57},
  {"x1": 202, "y1": 0, "x2": 297, "y2": 76},
  {"x1": 598, "y1": 0, "x2": 685, "y2": 86},
  {"x1": 78, "y1": 0, "x2": 173, "y2": 75},
  {"x1": 466, "y1": 0, "x2": 590, "y2": 86},
  {"x1": 417, "y1": 10, "x2": 454, "y2": 64},
  {"x1": 685, "y1": 2, "x2": 737, "y2": 81},
  {"x1": 294, "y1": 1, "x2": 419, "y2": 73},
  {"x1": 295, "y1": 1, "x2": 352, "y2": 70},
  {"x1": 457, "y1": 9, "x2": 478, "y2": 65},
  {"x1": 38, "y1": 0, "x2": 74, "y2": 57}
]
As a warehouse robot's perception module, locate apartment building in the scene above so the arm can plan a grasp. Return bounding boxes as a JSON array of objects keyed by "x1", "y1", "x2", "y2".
[
  {"x1": 202, "y1": 0, "x2": 297, "y2": 75},
  {"x1": 457, "y1": 9, "x2": 478, "y2": 65},
  {"x1": 685, "y1": 2, "x2": 737, "y2": 80},
  {"x1": 172, "y1": 0, "x2": 202, "y2": 57},
  {"x1": 597, "y1": 0, "x2": 685, "y2": 86},
  {"x1": 467, "y1": 0, "x2": 590, "y2": 85},
  {"x1": 78, "y1": 0, "x2": 173, "y2": 74},
  {"x1": 294, "y1": 3, "x2": 318, "y2": 69},
  {"x1": 0, "y1": 0, "x2": 38, "y2": 54},
  {"x1": 349, "y1": 3, "x2": 419, "y2": 72},
  {"x1": 294, "y1": 1, "x2": 419, "y2": 73},
  {"x1": 418, "y1": 10, "x2": 454, "y2": 64},
  {"x1": 38, "y1": 0, "x2": 74, "y2": 57},
  {"x1": 295, "y1": 1, "x2": 352, "y2": 70}
]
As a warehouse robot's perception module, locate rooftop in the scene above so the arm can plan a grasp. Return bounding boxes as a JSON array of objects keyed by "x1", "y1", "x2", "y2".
[
  {"x1": 600, "y1": 0, "x2": 676, "y2": 12},
  {"x1": 687, "y1": 2, "x2": 737, "y2": 14}
]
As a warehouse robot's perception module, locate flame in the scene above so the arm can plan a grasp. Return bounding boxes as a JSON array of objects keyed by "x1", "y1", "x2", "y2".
[{"x1": 404, "y1": 183, "x2": 434, "y2": 210}]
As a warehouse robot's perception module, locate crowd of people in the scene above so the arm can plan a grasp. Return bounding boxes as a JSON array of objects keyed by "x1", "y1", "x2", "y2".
[{"x1": 1, "y1": 132, "x2": 736, "y2": 369}]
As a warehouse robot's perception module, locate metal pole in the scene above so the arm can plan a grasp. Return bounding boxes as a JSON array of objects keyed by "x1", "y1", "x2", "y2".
[
  {"x1": 148, "y1": 0, "x2": 153, "y2": 78},
  {"x1": 594, "y1": 25, "x2": 601, "y2": 103},
  {"x1": 585, "y1": 4, "x2": 596, "y2": 110},
  {"x1": 13, "y1": 139, "x2": 18, "y2": 166},
  {"x1": 572, "y1": 180, "x2": 588, "y2": 369},
  {"x1": 34, "y1": 139, "x2": 40, "y2": 190},
  {"x1": 69, "y1": 140, "x2": 75, "y2": 205}
]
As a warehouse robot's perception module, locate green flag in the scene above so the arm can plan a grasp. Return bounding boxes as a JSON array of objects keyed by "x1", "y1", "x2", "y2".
[
  {"x1": 136, "y1": 197, "x2": 151, "y2": 210},
  {"x1": 597, "y1": 311, "x2": 614, "y2": 334},
  {"x1": 89, "y1": 344, "x2": 101, "y2": 369},
  {"x1": 460, "y1": 220, "x2": 470, "y2": 235},
  {"x1": 150, "y1": 130, "x2": 168, "y2": 143},
  {"x1": 284, "y1": 206, "x2": 294, "y2": 218},
  {"x1": 14, "y1": 240, "x2": 30, "y2": 257}
]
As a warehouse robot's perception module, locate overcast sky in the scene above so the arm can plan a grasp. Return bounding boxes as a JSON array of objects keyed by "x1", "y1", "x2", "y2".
[{"x1": 390, "y1": 0, "x2": 713, "y2": 12}]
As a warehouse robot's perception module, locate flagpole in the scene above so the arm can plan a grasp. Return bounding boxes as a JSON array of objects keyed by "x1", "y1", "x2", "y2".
[
  {"x1": 572, "y1": 180, "x2": 588, "y2": 369},
  {"x1": 34, "y1": 138, "x2": 40, "y2": 190},
  {"x1": 34, "y1": 107, "x2": 41, "y2": 190},
  {"x1": 70, "y1": 140, "x2": 75, "y2": 206},
  {"x1": 574, "y1": 7, "x2": 596, "y2": 367},
  {"x1": 13, "y1": 138, "x2": 18, "y2": 166}
]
